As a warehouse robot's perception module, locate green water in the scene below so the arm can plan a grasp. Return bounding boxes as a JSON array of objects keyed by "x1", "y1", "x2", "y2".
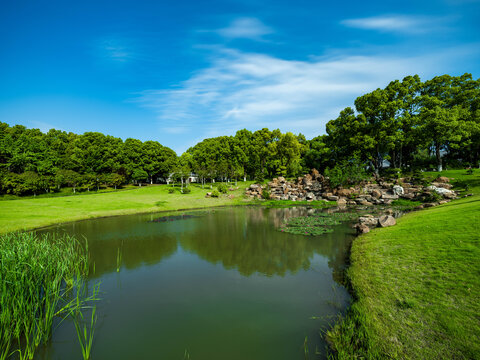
[{"x1": 36, "y1": 207, "x2": 354, "y2": 360}]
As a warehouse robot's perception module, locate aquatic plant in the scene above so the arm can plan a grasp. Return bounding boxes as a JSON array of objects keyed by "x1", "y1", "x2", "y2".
[
  {"x1": 0, "y1": 232, "x2": 97, "y2": 359},
  {"x1": 279, "y1": 212, "x2": 358, "y2": 236}
]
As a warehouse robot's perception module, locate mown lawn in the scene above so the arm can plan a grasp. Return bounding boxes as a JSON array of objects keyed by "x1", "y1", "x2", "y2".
[
  {"x1": 0, "y1": 182, "x2": 254, "y2": 233},
  {"x1": 328, "y1": 169, "x2": 480, "y2": 359}
]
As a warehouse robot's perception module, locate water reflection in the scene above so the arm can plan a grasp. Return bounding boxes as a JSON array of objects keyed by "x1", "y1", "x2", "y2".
[{"x1": 40, "y1": 207, "x2": 355, "y2": 281}]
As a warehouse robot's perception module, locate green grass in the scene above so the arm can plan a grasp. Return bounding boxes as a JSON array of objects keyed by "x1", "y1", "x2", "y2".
[
  {"x1": 327, "y1": 169, "x2": 480, "y2": 359},
  {"x1": 0, "y1": 232, "x2": 94, "y2": 360},
  {"x1": 0, "y1": 182, "x2": 254, "y2": 234}
]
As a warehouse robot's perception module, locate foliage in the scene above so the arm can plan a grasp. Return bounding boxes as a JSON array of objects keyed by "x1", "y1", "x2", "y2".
[
  {"x1": 181, "y1": 187, "x2": 191, "y2": 194},
  {"x1": 211, "y1": 190, "x2": 220, "y2": 198},
  {"x1": 216, "y1": 183, "x2": 228, "y2": 194},
  {"x1": 0, "y1": 232, "x2": 98, "y2": 359},
  {"x1": 262, "y1": 189, "x2": 271, "y2": 200},
  {"x1": 325, "y1": 158, "x2": 369, "y2": 188}
]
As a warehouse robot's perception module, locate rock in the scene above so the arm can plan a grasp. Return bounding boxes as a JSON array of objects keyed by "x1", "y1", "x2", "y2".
[
  {"x1": 347, "y1": 200, "x2": 357, "y2": 206},
  {"x1": 371, "y1": 189, "x2": 382, "y2": 199},
  {"x1": 438, "y1": 200, "x2": 449, "y2": 204},
  {"x1": 356, "y1": 199, "x2": 373, "y2": 206},
  {"x1": 378, "y1": 215, "x2": 396, "y2": 228},
  {"x1": 277, "y1": 176, "x2": 286, "y2": 183},
  {"x1": 311, "y1": 168, "x2": 321, "y2": 180},
  {"x1": 382, "y1": 194, "x2": 399, "y2": 200},
  {"x1": 436, "y1": 176, "x2": 450, "y2": 183},
  {"x1": 392, "y1": 185, "x2": 404, "y2": 195},
  {"x1": 355, "y1": 224, "x2": 370, "y2": 234},
  {"x1": 205, "y1": 192, "x2": 212, "y2": 198},
  {"x1": 337, "y1": 197, "x2": 347, "y2": 206},
  {"x1": 384, "y1": 209, "x2": 394, "y2": 215},
  {"x1": 306, "y1": 192, "x2": 316, "y2": 200},
  {"x1": 423, "y1": 203, "x2": 437, "y2": 208},
  {"x1": 359, "y1": 216, "x2": 378, "y2": 227},
  {"x1": 327, "y1": 195, "x2": 339, "y2": 201},
  {"x1": 415, "y1": 204, "x2": 425, "y2": 210},
  {"x1": 427, "y1": 185, "x2": 455, "y2": 198},
  {"x1": 337, "y1": 188, "x2": 352, "y2": 197},
  {"x1": 401, "y1": 193, "x2": 415, "y2": 199}
]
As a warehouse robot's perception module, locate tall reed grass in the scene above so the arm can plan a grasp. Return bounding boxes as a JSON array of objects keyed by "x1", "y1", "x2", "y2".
[{"x1": 0, "y1": 232, "x2": 96, "y2": 360}]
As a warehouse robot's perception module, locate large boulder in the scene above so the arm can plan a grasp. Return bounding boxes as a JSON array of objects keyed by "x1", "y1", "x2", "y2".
[
  {"x1": 337, "y1": 197, "x2": 347, "y2": 206},
  {"x1": 371, "y1": 189, "x2": 382, "y2": 199},
  {"x1": 359, "y1": 216, "x2": 378, "y2": 227},
  {"x1": 392, "y1": 185, "x2": 404, "y2": 196},
  {"x1": 355, "y1": 223, "x2": 370, "y2": 234},
  {"x1": 337, "y1": 188, "x2": 352, "y2": 197},
  {"x1": 378, "y1": 215, "x2": 396, "y2": 228},
  {"x1": 435, "y1": 176, "x2": 450, "y2": 183}
]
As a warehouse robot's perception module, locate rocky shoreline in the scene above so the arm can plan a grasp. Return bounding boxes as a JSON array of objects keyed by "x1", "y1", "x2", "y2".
[{"x1": 245, "y1": 169, "x2": 466, "y2": 234}]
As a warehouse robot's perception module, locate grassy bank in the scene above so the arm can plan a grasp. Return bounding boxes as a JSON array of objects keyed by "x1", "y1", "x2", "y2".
[
  {"x1": 327, "y1": 169, "x2": 480, "y2": 359},
  {"x1": 0, "y1": 182, "x2": 253, "y2": 234}
]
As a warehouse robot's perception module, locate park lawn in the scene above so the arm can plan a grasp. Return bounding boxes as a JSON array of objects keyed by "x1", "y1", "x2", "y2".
[
  {"x1": 328, "y1": 169, "x2": 480, "y2": 359},
  {"x1": 0, "y1": 182, "x2": 254, "y2": 234}
]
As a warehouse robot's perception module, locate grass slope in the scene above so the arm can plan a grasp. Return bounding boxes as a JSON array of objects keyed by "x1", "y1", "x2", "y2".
[
  {"x1": 0, "y1": 182, "x2": 253, "y2": 233},
  {"x1": 328, "y1": 169, "x2": 480, "y2": 359}
]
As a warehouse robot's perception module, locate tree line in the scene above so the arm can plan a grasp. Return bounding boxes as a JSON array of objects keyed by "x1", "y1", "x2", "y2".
[
  {"x1": 0, "y1": 126, "x2": 177, "y2": 195},
  {"x1": 1, "y1": 73, "x2": 479, "y2": 196}
]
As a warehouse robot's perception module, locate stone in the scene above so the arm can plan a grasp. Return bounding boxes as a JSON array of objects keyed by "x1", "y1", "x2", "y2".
[
  {"x1": 435, "y1": 176, "x2": 450, "y2": 183},
  {"x1": 359, "y1": 216, "x2": 378, "y2": 227},
  {"x1": 327, "y1": 195, "x2": 339, "y2": 201},
  {"x1": 347, "y1": 200, "x2": 357, "y2": 206},
  {"x1": 205, "y1": 192, "x2": 212, "y2": 198},
  {"x1": 427, "y1": 185, "x2": 455, "y2": 198},
  {"x1": 384, "y1": 209, "x2": 394, "y2": 215},
  {"x1": 401, "y1": 193, "x2": 415, "y2": 199},
  {"x1": 306, "y1": 192, "x2": 316, "y2": 200},
  {"x1": 356, "y1": 199, "x2": 373, "y2": 206},
  {"x1": 277, "y1": 176, "x2": 286, "y2": 183},
  {"x1": 337, "y1": 188, "x2": 352, "y2": 197},
  {"x1": 355, "y1": 224, "x2": 370, "y2": 234},
  {"x1": 382, "y1": 194, "x2": 399, "y2": 200},
  {"x1": 423, "y1": 203, "x2": 437, "y2": 208},
  {"x1": 392, "y1": 185, "x2": 404, "y2": 195},
  {"x1": 337, "y1": 197, "x2": 347, "y2": 206},
  {"x1": 371, "y1": 189, "x2": 382, "y2": 199},
  {"x1": 378, "y1": 215, "x2": 396, "y2": 228}
]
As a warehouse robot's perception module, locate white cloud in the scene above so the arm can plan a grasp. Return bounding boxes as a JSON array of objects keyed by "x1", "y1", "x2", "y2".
[
  {"x1": 217, "y1": 17, "x2": 273, "y2": 40},
  {"x1": 133, "y1": 43, "x2": 478, "y2": 152},
  {"x1": 341, "y1": 15, "x2": 448, "y2": 34}
]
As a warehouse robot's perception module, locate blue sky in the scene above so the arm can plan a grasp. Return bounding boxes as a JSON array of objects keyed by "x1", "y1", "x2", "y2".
[{"x1": 1, "y1": 0, "x2": 479, "y2": 154}]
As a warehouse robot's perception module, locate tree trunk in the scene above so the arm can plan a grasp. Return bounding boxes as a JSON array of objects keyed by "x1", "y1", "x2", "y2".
[{"x1": 436, "y1": 143, "x2": 443, "y2": 172}]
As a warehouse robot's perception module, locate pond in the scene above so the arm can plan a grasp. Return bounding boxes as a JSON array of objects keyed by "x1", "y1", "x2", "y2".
[{"x1": 36, "y1": 206, "x2": 354, "y2": 360}]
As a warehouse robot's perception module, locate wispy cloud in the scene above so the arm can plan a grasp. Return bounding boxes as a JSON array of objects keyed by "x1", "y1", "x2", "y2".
[
  {"x1": 217, "y1": 17, "x2": 273, "y2": 40},
  {"x1": 97, "y1": 37, "x2": 133, "y2": 62},
  {"x1": 341, "y1": 15, "x2": 449, "y2": 34},
  {"x1": 133, "y1": 43, "x2": 477, "y2": 145}
]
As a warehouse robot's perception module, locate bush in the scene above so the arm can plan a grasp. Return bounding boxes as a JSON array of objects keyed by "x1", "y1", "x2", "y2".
[
  {"x1": 211, "y1": 190, "x2": 220, "y2": 198},
  {"x1": 325, "y1": 158, "x2": 369, "y2": 188},
  {"x1": 262, "y1": 189, "x2": 271, "y2": 200},
  {"x1": 217, "y1": 183, "x2": 228, "y2": 194},
  {"x1": 382, "y1": 168, "x2": 402, "y2": 179},
  {"x1": 181, "y1": 187, "x2": 191, "y2": 194},
  {"x1": 168, "y1": 188, "x2": 175, "y2": 194}
]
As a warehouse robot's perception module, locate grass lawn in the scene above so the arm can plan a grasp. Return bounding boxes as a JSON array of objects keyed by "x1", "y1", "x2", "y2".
[
  {"x1": 0, "y1": 182, "x2": 254, "y2": 234},
  {"x1": 327, "y1": 169, "x2": 480, "y2": 359}
]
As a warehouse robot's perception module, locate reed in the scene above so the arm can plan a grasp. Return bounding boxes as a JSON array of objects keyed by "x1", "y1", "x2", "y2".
[{"x1": 0, "y1": 232, "x2": 94, "y2": 359}]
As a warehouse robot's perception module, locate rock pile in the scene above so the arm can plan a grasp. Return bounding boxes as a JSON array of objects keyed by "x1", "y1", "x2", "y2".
[{"x1": 245, "y1": 170, "x2": 459, "y2": 204}]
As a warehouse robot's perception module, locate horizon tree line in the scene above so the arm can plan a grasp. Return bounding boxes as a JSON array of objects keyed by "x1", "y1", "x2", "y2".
[{"x1": 0, "y1": 73, "x2": 478, "y2": 196}]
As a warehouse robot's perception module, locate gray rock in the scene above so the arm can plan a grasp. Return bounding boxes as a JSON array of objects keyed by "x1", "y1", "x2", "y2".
[
  {"x1": 392, "y1": 185, "x2": 404, "y2": 195},
  {"x1": 355, "y1": 223, "x2": 371, "y2": 234},
  {"x1": 378, "y1": 215, "x2": 396, "y2": 227},
  {"x1": 359, "y1": 216, "x2": 378, "y2": 227},
  {"x1": 327, "y1": 195, "x2": 339, "y2": 201}
]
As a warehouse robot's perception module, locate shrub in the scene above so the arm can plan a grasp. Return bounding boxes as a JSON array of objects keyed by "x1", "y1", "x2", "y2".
[
  {"x1": 211, "y1": 190, "x2": 220, "y2": 198},
  {"x1": 217, "y1": 183, "x2": 228, "y2": 194},
  {"x1": 325, "y1": 158, "x2": 369, "y2": 188},
  {"x1": 181, "y1": 187, "x2": 191, "y2": 194},
  {"x1": 168, "y1": 188, "x2": 175, "y2": 194},
  {"x1": 262, "y1": 189, "x2": 271, "y2": 200}
]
